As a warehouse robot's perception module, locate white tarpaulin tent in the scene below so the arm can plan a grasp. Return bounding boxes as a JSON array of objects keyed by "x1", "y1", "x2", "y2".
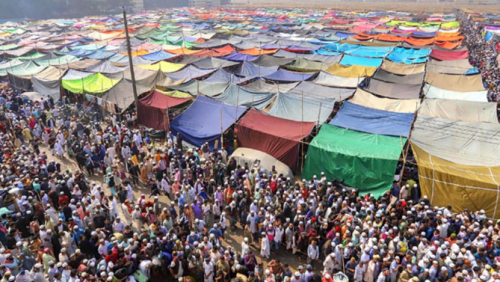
[
  {"x1": 350, "y1": 88, "x2": 420, "y2": 113},
  {"x1": 423, "y1": 84, "x2": 488, "y2": 102},
  {"x1": 418, "y1": 99, "x2": 498, "y2": 123},
  {"x1": 231, "y1": 147, "x2": 294, "y2": 179}
]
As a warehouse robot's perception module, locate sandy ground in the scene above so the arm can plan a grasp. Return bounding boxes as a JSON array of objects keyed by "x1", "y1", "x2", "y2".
[{"x1": 44, "y1": 145, "x2": 310, "y2": 273}]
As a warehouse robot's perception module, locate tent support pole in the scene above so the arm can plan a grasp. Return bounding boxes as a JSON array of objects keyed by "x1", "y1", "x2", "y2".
[
  {"x1": 220, "y1": 109, "x2": 223, "y2": 150},
  {"x1": 123, "y1": 6, "x2": 139, "y2": 109},
  {"x1": 301, "y1": 89, "x2": 304, "y2": 172}
]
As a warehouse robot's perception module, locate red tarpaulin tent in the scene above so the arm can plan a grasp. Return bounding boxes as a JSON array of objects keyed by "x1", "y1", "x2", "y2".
[
  {"x1": 236, "y1": 109, "x2": 315, "y2": 171},
  {"x1": 137, "y1": 90, "x2": 192, "y2": 131}
]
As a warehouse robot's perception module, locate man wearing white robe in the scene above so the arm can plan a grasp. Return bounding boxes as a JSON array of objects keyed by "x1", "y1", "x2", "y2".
[{"x1": 260, "y1": 232, "x2": 270, "y2": 259}]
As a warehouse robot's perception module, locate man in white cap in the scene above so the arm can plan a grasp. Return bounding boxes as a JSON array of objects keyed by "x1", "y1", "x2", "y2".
[
  {"x1": 241, "y1": 237, "x2": 250, "y2": 258},
  {"x1": 260, "y1": 232, "x2": 270, "y2": 259}
]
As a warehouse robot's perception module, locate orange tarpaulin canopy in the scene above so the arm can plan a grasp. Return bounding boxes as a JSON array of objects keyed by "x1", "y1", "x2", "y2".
[
  {"x1": 434, "y1": 40, "x2": 463, "y2": 50},
  {"x1": 405, "y1": 37, "x2": 435, "y2": 46},
  {"x1": 239, "y1": 47, "x2": 277, "y2": 56},
  {"x1": 434, "y1": 35, "x2": 464, "y2": 42},
  {"x1": 120, "y1": 49, "x2": 149, "y2": 56},
  {"x1": 164, "y1": 47, "x2": 205, "y2": 55},
  {"x1": 211, "y1": 45, "x2": 236, "y2": 57},
  {"x1": 376, "y1": 34, "x2": 407, "y2": 42},
  {"x1": 436, "y1": 31, "x2": 461, "y2": 37}
]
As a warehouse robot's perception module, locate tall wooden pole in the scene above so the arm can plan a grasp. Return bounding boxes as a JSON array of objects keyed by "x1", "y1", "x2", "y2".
[{"x1": 123, "y1": 6, "x2": 138, "y2": 109}]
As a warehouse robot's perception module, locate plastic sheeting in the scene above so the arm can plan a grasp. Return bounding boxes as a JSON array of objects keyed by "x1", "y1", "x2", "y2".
[
  {"x1": 314, "y1": 71, "x2": 363, "y2": 88},
  {"x1": 237, "y1": 62, "x2": 278, "y2": 78},
  {"x1": 418, "y1": 99, "x2": 498, "y2": 123},
  {"x1": 251, "y1": 55, "x2": 294, "y2": 67},
  {"x1": 166, "y1": 66, "x2": 216, "y2": 82},
  {"x1": 236, "y1": 109, "x2": 315, "y2": 171},
  {"x1": 430, "y1": 49, "x2": 468, "y2": 60},
  {"x1": 411, "y1": 114, "x2": 500, "y2": 167},
  {"x1": 32, "y1": 66, "x2": 66, "y2": 102},
  {"x1": 372, "y1": 69, "x2": 424, "y2": 85},
  {"x1": 166, "y1": 80, "x2": 228, "y2": 97},
  {"x1": 284, "y1": 58, "x2": 333, "y2": 72},
  {"x1": 423, "y1": 84, "x2": 488, "y2": 102},
  {"x1": 411, "y1": 143, "x2": 500, "y2": 219},
  {"x1": 85, "y1": 61, "x2": 128, "y2": 74},
  {"x1": 231, "y1": 148, "x2": 293, "y2": 180},
  {"x1": 325, "y1": 63, "x2": 377, "y2": 78},
  {"x1": 350, "y1": 88, "x2": 420, "y2": 113},
  {"x1": 140, "y1": 50, "x2": 178, "y2": 61},
  {"x1": 193, "y1": 57, "x2": 240, "y2": 69},
  {"x1": 303, "y1": 124, "x2": 404, "y2": 197},
  {"x1": 137, "y1": 90, "x2": 192, "y2": 130},
  {"x1": 103, "y1": 80, "x2": 152, "y2": 113},
  {"x1": 138, "y1": 61, "x2": 186, "y2": 73},
  {"x1": 170, "y1": 95, "x2": 247, "y2": 149},
  {"x1": 340, "y1": 55, "x2": 383, "y2": 67},
  {"x1": 266, "y1": 92, "x2": 335, "y2": 124},
  {"x1": 380, "y1": 60, "x2": 425, "y2": 75},
  {"x1": 242, "y1": 79, "x2": 298, "y2": 93},
  {"x1": 425, "y1": 72, "x2": 486, "y2": 92},
  {"x1": 330, "y1": 101, "x2": 414, "y2": 137},
  {"x1": 213, "y1": 85, "x2": 275, "y2": 109},
  {"x1": 363, "y1": 78, "x2": 422, "y2": 99},
  {"x1": 287, "y1": 81, "x2": 355, "y2": 101},
  {"x1": 263, "y1": 69, "x2": 316, "y2": 82},
  {"x1": 426, "y1": 59, "x2": 475, "y2": 74},
  {"x1": 62, "y1": 73, "x2": 121, "y2": 94}
]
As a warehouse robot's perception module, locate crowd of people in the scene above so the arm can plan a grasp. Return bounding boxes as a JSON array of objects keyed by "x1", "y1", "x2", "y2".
[
  {"x1": 1, "y1": 14, "x2": 500, "y2": 282},
  {"x1": 461, "y1": 12, "x2": 500, "y2": 102}
]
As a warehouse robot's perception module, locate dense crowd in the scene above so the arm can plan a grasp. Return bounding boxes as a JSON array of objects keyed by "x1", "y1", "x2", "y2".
[
  {"x1": 461, "y1": 12, "x2": 500, "y2": 102},
  {"x1": 1, "y1": 15, "x2": 500, "y2": 282}
]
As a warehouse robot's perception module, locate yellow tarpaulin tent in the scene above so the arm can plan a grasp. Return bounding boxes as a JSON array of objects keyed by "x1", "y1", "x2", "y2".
[
  {"x1": 325, "y1": 63, "x2": 377, "y2": 78},
  {"x1": 138, "y1": 61, "x2": 186, "y2": 73}
]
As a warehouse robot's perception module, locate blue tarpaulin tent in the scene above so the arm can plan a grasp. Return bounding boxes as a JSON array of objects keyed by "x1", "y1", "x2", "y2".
[
  {"x1": 263, "y1": 69, "x2": 316, "y2": 82},
  {"x1": 237, "y1": 62, "x2": 278, "y2": 78},
  {"x1": 141, "y1": 50, "x2": 178, "y2": 61},
  {"x1": 340, "y1": 55, "x2": 383, "y2": 67},
  {"x1": 170, "y1": 95, "x2": 247, "y2": 149},
  {"x1": 330, "y1": 101, "x2": 415, "y2": 137}
]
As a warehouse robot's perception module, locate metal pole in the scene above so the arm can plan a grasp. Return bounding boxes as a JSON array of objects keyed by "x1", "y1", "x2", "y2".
[{"x1": 123, "y1": 6, "x2": 138, "y2": 108}]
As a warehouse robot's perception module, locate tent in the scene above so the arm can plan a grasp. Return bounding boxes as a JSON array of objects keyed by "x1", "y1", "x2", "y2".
[
  {"x1": 372, "y1": 69, "x2": 424, "y2": 85},
  {"x1": 263, "y1": 69, "x2": 316, "y2": 82},
  {"x1": 330, "y1": 101, "x2": 414, "y2": 137},
  {"x1": 266, "y1": 92, "x2": 335, "y2": 124},
  {"x1": 193, "y1": 57, "x2": 240, "y2": 69},
  {"x1": 287, "y1": 81, "x2": 355, "y2": 100},
  {"x1": 340, "y1": 55, "x2": 383, "y2": 67},
  {"x1": 426, "y1": 59, "x2": 476, "y2": 74},
  {"x1": 136, "y1": 90, "x2": 192, "y2": 130},
  {"x1": 303, "y1": 124, "x2": 404, "y2": 197},
  {"x1": 430, "y1": 49, "x2": 468, "y2": 60},
  {"x1": 236, "y1": 109, "x2": 315, "y2": 171},
  {"x1": 213, "y1": 85, "x2": 275, "y2": 109},
  {"x1": 314, "y1": 71, "x2": 363, "y2": 88},
  {"x1": 170, "y1": 95, "x2": 247, "y2": 149},
  {"x1": 231, "y1": 148, "x2": 293, "y2": 180},
  {"x1": 380, "y1": 60, "x2": 425, "y2": 75},
  {"x1": 62, "y1": 73, "x2": 121, "y2": 94},
  {"x1": 166, "y1": 66, "x2": 216, "y2": 82},
  {"x1": 284, "y1": 58, "x2": 334, "y2": 72},
  {"x1": 350, "y1": 88, "x2": 420, "y2": 113},
  {"x1": 32, "y1": 66, "x2": 66, "y2": 101},
  {"x1": 85, "y1": 61, "x2": 128, "y2": 74},
  {"x1": 325, "y1": 63, "x2": 377, "y2": 78},
  {"x1": 423, "y1": 84, "x2": 488, "y2": 102},
  {"x1": 418, "y1": 99, "x2": 498, "y2": 123},
  {"x1": 167, "y1": 80, "x2": 229, "y2": 97},
  {"x1": 241, "y1": 79, "x2": 298, "y2": 93},
  {"x1": 237, "y1": 62, "x2": 278, "y2": 78},
  {"x1": 103, "y1": 80, "x2": 152, "y2": 113},
  {"x1": 138, "y1": 61, "x2": 186, "y2": 73},
  {"x1": 362, "y1": 78, "x2": 422, "y2": 99},
  {"x1": 425, "y1": 72, "x2": 486, "y2": 92}
]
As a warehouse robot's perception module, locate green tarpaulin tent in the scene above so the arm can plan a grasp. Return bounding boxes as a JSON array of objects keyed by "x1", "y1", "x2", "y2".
[
  {"x1": 303, "y1": 124, "x2": 405, "y2": 197},
  {"x1": 62, "y1": 73, "x2": 121, "y2": 94}
]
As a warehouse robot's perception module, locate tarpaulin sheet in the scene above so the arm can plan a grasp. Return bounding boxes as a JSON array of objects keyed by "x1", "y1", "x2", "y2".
[
  {"x1": 231, "y1": 148, "x2": 293, "y2": 179},
  {"x1": 266, "y1": 92, "x2": 335, "y2": 124},
  {"x1": 373, "y1": 69, "x2": 424, "y2": 85},
  {"x1": 345, "y1": 47, "x2": 393, "y2": 58},
  {"x1": 331, "y1": 101, "x2": 414, "y2": 137},
  {"x1": 314, "y1": 71, "x2": 363, "y2": 88},
  {"x1": 167, "y1": 80, "x2": 228, "y2": 97},
  {"x1": 340, "y1": 55, "x2": 382, "y2": 67},
  {"x1": 425, "y1": 72, "x2": 485, "y2": 92},
  {"x1": 303, "y1": 124, "x2": 404, "y2": 198},
  {"x1": 35, "y1": 55, "x2": 80, "y2": 67},
  {"x1": 351, "y1": 88, "x2": 420, "y2": 113},
  {"x1": 284, "y1": 58, "x2": 333, "y2": 72},
  {"x1": 103, "y1": 80, "x2": 152, "y2": 113},
  {"x1": 213, "y1": 84, "x2": 275, "y2": 109},
  {"x1": 325, "y1": 63, "x2": 377, "y2": 78},
  {"x1": 65, "y1": 59, "x2": 101, "y2": 70},
  {"x1": 242, "y1": 79, "x2": 298, "y2": 93},
  {"x1": 251, "y1": 55, "x2": 294, "y2": 67},
  {"x1": 137, "y1": 90, "x2": 192, "y2": 130},
  {"x1": 363, "y1": 78, "x2": 422, "y2": 99},
  {"x1": 287, "y1": 81, "x2": 355, "y2": 101},
  {"x1": 85, "y1": 61, "x2": 128, "y2": 74},
  {"x1": 170, "y1": 95, "x2": 247, "y2": 149},
  {"x1": 263, "y1": 69, "x2": 316, "y2": 82},
  {"x1": 193, "y1": 57, "x2": 240, "y2": 69},
  {"x1": 237, "y1": 109, "x2": 315, "y2": 171},
  {"x1": 140, "y1": 50, "x2": 178, "y2": 61},
  {"x1": 202, "y1": 69, "x2": 241, "y2": 84},
  {"x1": 411, "y1": 143, "x2": 500, "y2": 219},
  {"x1": 430, "y1": 49, "x2": 468, "y2": 60},
  {"x1": 32, "y1": 66, "x2": 66, "y2": 102},
  {"x1": 139, "y1": 61, "x2": 186, "y2": 73},
  {"x1": 418, "y1": 99, "x2": 498, "y2": 123},
  {"x1": 237, "y1": 62, "x2": 278, "y2": 78},
  {"x1": 426, "y1": 59, "x2": 474, "y2": 74},
  {"x1": 423, "y1": 84, "x2": 488, "y2": 102},
  {"x1": 3, "y1": 61, "x2": 46, "y2": 77},
  {"x1": 387, "y1": 47, "x2": 430, "y2": 64},
  {"x1": 411, "y1": 114, "x2": 500, "y2": 167},
  {"x1": 380, "y1": 60, "x2": 425, "y2": 75},
  {"x1": 62, "y1": 73, "x2": 121, "y2": 94},
  {"x1": 166, "y1": 66, "x2": 216, "y2": 82},
  {"x1": 404, "y1": 37, "x2": 435, "y2": 46},
  {"x1": 222, "y1": 52, "x2": 259, "y2": 62}
]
